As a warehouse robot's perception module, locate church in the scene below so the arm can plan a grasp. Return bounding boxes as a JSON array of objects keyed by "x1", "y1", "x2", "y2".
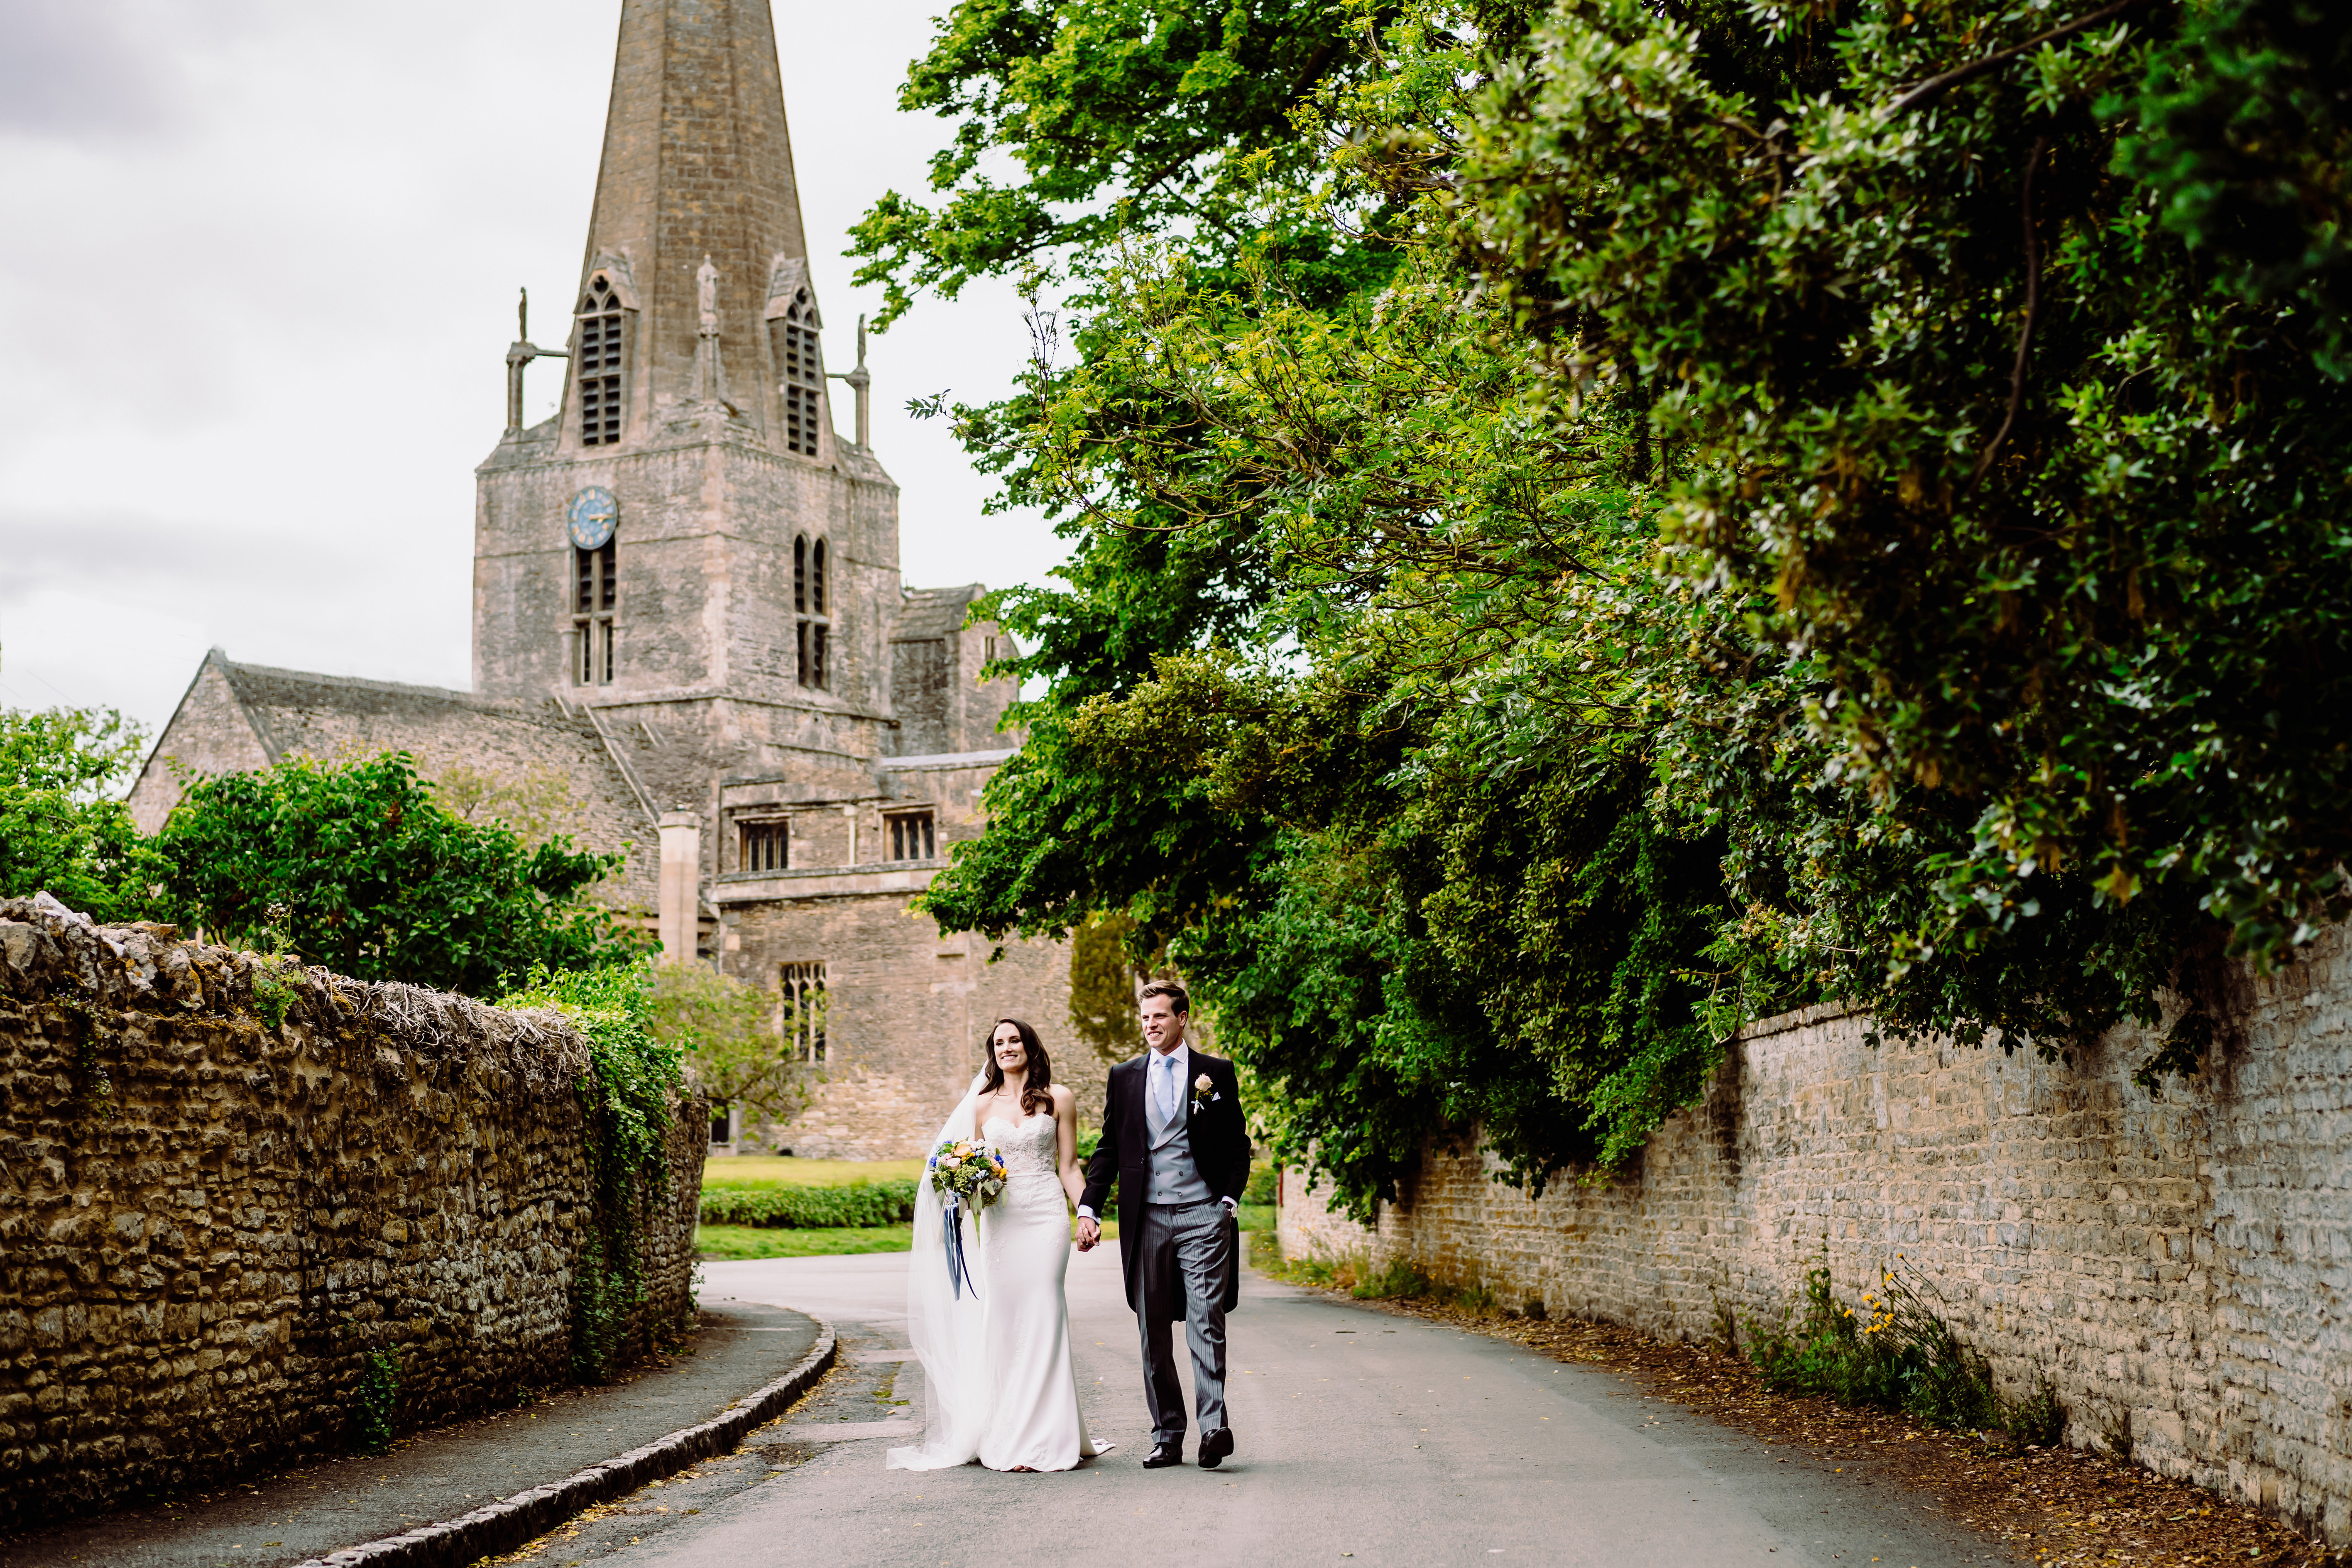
[{"x1": 127, "y1": 0, "x2": 1085, "y2": 1160}]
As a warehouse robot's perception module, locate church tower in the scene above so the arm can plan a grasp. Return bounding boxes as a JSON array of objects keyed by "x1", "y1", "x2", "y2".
[
  {"x1": 132, "y1": 0, "x2": 1060, "y2": 1159},
  {"x1": 472, "y1": 0, "x2": 896, "y2": 807}
]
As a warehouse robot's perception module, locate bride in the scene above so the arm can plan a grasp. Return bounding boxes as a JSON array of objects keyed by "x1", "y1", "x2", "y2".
[{"x1": 887, "y1": 1018, "x2": 1108, "y2": 1473}]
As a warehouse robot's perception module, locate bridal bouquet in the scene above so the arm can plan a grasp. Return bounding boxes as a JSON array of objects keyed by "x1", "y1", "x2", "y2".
[
  {"x1": 927, "y1": 1138, "x2": 1009, "y2": 1212},
  {"x1": 928, "y1": 1138, "x2": 1008, "y2": 1299}
]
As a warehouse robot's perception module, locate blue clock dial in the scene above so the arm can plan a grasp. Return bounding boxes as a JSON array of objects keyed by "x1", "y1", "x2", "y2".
[{"x1": 566, "y1": 486, "x2": 619, "y2": 550}]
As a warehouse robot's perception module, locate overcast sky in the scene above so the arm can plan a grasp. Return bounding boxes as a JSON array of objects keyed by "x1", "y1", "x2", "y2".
[{"x1": 0, "y1": 0, "x2": 1062, "y2": 740}]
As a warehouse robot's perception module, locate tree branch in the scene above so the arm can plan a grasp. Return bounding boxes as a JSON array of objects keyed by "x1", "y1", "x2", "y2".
[
  {"x1": 1971, "y1": 135, "x2": 2052, "y2": 489},
  {"x1": 1885, "y1": 0, "x2": 2168, "y2": 116}
]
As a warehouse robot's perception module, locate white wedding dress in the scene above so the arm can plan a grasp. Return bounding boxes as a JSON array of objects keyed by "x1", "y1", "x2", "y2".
[{"x1": 888, "y1": 1089, "x2": 1106, "y2": 1473}]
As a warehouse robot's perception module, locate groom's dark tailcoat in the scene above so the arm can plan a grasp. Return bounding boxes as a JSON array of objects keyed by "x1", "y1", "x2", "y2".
[{"x1": 1080, "y1": 1048, "x2": 1251, "y2": 1318}]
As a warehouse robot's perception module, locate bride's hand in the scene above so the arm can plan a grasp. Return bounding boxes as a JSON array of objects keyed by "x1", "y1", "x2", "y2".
[{"x1": 1074, "y1": 1215, "x2": 1100, "y2": 1251}]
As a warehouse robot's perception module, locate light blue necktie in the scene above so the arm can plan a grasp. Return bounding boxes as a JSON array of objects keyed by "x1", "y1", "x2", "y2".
[{"x1": 1155, "y1": 1052, "x2": 1178, "y2": 1127}]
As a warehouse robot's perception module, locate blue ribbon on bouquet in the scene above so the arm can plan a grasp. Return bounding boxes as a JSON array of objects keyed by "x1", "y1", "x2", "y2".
[{"x1": 942, "y1": 1192, "x2": 979, "y2": 1300}]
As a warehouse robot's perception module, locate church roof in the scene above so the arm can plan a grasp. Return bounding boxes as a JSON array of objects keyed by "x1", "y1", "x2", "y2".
[
  {"x1": 891, "y1": 585, "x2": 988, "y2": 641},
  {"x1": 133, "y1": 651, "x2": 661, "y2": 912}
]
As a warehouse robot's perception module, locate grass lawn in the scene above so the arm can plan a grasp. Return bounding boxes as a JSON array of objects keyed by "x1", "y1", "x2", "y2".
[
  {"x1": 698, "y1": 1206, "x2": 1270, "y2": 1261},
  {"x1": 696, "y1": 1223, "x2": 913, "y2": 1260},
  {"x1": 702, "y1": 1155, "x2": 923, "y2": 1187}
]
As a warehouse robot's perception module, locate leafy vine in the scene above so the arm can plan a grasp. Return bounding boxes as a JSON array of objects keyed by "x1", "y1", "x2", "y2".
[{"x1": 497, "y1": 959, "x2": 684, "y2": 1382}]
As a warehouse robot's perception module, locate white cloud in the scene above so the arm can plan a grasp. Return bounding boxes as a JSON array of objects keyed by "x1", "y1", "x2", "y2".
[{"x1": 0, "y1": 0, "x2": 1065, "y2": 738}]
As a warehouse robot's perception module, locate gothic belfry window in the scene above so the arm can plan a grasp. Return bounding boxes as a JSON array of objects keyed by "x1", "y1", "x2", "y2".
[
  {"x1": 794, "y1": 534, "x2": 830, "y2": 690},
  {"x1": 772, "y1": 287, "x2": 823, "y2": 456},
  {"x1": 576, "y1": 275, "x2": 629, "y2": 445},
  {"x1": 574, "y1": 538, "x2": 616, "y2": 684}
]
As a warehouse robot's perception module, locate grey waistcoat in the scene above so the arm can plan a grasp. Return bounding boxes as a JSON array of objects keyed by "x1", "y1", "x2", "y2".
[{"x1": 1145, "y1": 1060, "x2": 1213, "y2": 1206}]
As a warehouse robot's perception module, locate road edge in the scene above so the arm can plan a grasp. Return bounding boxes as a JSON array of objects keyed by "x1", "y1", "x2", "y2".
[{"x1": 294, "y1": 1317, "x2": 838, "y2": 1568}]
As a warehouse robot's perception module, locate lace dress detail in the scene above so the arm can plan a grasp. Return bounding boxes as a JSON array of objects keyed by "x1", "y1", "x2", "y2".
[{"x1": 985, "y1": 1111, "x2": 1062, "y2": 1183}]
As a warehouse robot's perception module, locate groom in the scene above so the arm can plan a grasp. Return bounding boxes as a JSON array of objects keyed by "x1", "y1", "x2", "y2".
[{"x1": 1077, "y1": 982, "x2": 1250, "y2": 1470}]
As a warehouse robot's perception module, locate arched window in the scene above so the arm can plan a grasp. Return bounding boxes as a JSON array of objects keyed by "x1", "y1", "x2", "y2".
[
  {"x1": 576, "y1": 275, "x2": 628, "y2": 445},
  {"x1": 794, "y1": 533, "x2": 830, "y2": 690},
  {"x1": 771, "y1": 288, "x2": 823, "y2": 456},
  {"x1": 573, "y1": 538, "x2": 616, "y2": 684},
  {"x1": 779, "y1": 961, "x2": 827, "y2": 1062}
]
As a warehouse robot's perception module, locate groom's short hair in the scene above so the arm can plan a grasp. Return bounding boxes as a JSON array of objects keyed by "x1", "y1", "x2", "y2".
[{"x1": 1138, "y1": 981, "x2": 1190, "y2": 1015}]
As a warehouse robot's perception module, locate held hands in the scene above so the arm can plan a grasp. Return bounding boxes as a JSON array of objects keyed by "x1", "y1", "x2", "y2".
[{"x1": 1074, "y1": 1215, "x2": 1101, "y2": 1252}]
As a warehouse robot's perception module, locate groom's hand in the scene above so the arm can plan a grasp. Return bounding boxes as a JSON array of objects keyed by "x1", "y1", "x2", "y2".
[{"x1": 1074, "y1": 1215, "x2": 1100, "y2": 1251}]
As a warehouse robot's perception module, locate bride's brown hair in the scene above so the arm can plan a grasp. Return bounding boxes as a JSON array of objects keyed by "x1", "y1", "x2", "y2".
[{"x1": 981, "y1": 1018, "x2": 1054, "y2": 1117}]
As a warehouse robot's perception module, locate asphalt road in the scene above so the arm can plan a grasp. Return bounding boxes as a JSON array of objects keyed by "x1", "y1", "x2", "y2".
[{"x1": 617, "y1": 1249, "x2": 2012, "y2": 1568}]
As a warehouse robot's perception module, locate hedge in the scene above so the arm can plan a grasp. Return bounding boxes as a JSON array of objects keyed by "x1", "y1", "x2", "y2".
[{"x1": 697, "y1": 1179, "x2": 918, "y2": 1229}]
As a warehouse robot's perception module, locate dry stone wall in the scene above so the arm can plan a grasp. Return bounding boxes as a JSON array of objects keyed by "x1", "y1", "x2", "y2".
[
  {"x1": 0, "y1": 896, "x2": 705, "y2": 1531},
  {"x1": 1279, "y1": 923, "x2": 2352, "y2": 1540}
]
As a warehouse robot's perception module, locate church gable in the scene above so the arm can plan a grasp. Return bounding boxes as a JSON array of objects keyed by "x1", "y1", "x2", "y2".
[
  {"x1": 133, "y1": 657, "x2": 661, "y2": 912},
  {"x1": 128, "y1": 651, "x2": 272, "y2": 834}
]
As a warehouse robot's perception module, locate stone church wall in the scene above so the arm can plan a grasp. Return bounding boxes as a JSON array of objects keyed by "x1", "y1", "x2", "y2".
[
  {"x1": 725, "y1": 891, "x2": 1086, "y2": 1159},
  {"x1": 1278, "y1": 923, "x2": 2352, "y2": 1540},
  {"x1": 0, "y1": 898, "x2": 705, "y2": 1531},
  {"x1": 125, "y1": 658, "x2": 271, "y2": 834},
  {"x1": 715, "y1": 752, "x2": 1086, "y2": 1159}
]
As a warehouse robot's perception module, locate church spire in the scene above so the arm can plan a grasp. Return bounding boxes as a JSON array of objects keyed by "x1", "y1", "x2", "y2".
[{"x1": 568, "y1": 0, "x2": 819, "y2": 448}]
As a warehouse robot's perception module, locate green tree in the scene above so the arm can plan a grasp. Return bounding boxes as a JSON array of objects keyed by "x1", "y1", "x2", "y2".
[
  {"x1": 156, "y1": 751, "x2": 635, "y2": 994},
  {"x1": 1067, "y1": 912, "x2": 1148, "y2": 1064},
  {"x1": 647, "y1": 964, "x2": 811, "y2": 1141},
  {"x1": 1455, "y1": 0, "x2": 2352, "y2": 979},
  {"x1": 850, "y1": 0, "x2": 1400, "y2": 328},
  {"x1": 882, "y1": 0, "x2": 2352, "y2": 1210},
  {"x1": 0, "y1": 704, "x2": 162, "y2": 923},
  {"x1": 893, "y1": 0, "x2": 1781, "y2": 1206}
]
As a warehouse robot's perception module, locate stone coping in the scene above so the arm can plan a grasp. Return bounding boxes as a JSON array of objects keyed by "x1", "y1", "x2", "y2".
[
  {"x1": 1735, "y1": 999, "x2": 1861, "y2": 1042},
  {"x1": 713, "y1": 864, "x2": 939, "y2": 902},
  {"x1": 290, "y1": 1321, "x2": 837, "y2": 1568},
  {"x1": 874, "y1": 748, "x2": 1016, "y2": 771}
]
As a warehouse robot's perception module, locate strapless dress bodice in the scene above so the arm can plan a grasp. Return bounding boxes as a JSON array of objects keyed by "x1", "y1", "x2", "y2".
[{"x1": 982, "y1": 1112, "x2": 1060, "y2": 1180}]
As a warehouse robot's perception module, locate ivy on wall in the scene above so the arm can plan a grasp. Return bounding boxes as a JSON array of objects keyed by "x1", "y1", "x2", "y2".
[{"x1": 498, "y1": 959, "x2": 686, "y2": 1379}]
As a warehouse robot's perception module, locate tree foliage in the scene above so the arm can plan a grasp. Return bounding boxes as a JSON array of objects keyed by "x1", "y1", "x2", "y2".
[
  {"x1": 0, "y1": 705, "x2": 163, "y2": 924},
  {"x1": 647, "y1": 963, "x2": 811, "y2": 1138},
  {"x1": 1067, "y1": 911, "x2": 1150, "y2": 1063},
  {"x1": 884, "y1": 0, "x2": 2350, "y2": 1213},
  {"x1": 849, "y1": 0, "x2": 1398, "y2": 327},
  {"x1": 157, "y1": 751, "x2": 635, "y2": 995}
]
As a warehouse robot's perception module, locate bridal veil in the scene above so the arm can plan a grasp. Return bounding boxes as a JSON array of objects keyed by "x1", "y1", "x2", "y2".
[{"x1": 886, "y1": 1075, "x2": 989, "y2": 1471}]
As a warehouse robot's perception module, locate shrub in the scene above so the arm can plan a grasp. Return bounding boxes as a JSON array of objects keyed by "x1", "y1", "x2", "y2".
[
  {"x1": 496, "y1": 959, "x2": 684, "y2": 1382},
  {"x1": 1745, "y1": 1260, "x2": 2060, "y2": 1441},
  {"x1": 1243, "y1": 1163, "x2": 1279, "y2": 1206},
  {"x1": 161, "y1": 752, "x2": 635, "y2": 996},
  {"x1": 697, "y1": 1179, "x2": 918, "y2": 1229},
  {"x1": 1350, "y1": 1257, "x2": 1432, "y2": 1301}
]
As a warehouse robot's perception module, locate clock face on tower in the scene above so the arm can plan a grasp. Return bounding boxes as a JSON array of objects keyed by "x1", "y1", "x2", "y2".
[{"x1": 565, "y1": 487, "x2": 619, "y2": 550}]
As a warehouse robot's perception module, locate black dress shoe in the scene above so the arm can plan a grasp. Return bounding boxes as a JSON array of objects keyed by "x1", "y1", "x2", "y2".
[
  {"x1": 1143, "y1": 1441, "x2": 1184, "y2": 1469},
  {"x1": 1198, "y1": 1429, "x2": 1235, "y2": 1468}
]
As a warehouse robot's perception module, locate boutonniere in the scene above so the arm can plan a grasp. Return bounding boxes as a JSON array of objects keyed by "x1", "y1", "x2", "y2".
[{"x1": 1192, "y1": 1072, "x2": 1216, "y2": 1116}]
